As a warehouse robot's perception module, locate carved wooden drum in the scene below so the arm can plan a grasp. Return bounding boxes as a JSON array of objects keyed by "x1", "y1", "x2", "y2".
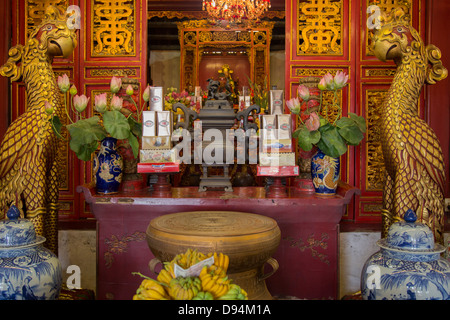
[{"x1": 146, "y1": 211, "x2": 281, "y2": 300}]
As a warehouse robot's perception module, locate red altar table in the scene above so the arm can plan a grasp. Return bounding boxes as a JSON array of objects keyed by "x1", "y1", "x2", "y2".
[{"x1": 77, "y1": 182, "x2": 359, "y2": 300}]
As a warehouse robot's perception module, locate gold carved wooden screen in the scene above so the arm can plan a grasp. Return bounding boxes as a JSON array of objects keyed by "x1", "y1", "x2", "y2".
[
  {"x1": 10, "y1": 0, "x2": 148, "y2": 220},
  {"x1": 286, "y1": 0, "x2": 426, "y2": 222},
  {"x1": 177, "y1": 20, "x2": 274, "y2": 92}
]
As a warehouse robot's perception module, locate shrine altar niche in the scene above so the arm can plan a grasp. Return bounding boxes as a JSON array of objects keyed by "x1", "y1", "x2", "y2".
[{"x1": 78, "y1": 182, "x2": 359, "y2": 300}]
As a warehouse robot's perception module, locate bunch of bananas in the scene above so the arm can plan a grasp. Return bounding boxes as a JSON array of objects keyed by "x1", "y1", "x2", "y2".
[
  {"x1": 172, "y1": 248, "x2": 210, "y2": 269},
  {"x1": 132, "y1": 249, "x2": 248, "y2": 300},
  {"x1": 168, "y1": 276, "x2": 202, "y2": 300},
  {"x1": 218, "y1": 284, "x2": 248, "y2": 300},
  {"x1": 199, "y1": 265, "x2": 231, "y2": 298},
  {"x1": 132, "y1": 274, "x2": 170, "y2": 300}
]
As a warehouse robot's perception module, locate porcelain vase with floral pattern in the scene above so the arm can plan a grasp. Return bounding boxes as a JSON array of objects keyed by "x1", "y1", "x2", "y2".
[
  {"x1": 93, "y1": 137, "x2": 123, "y2": 194},
  {"x1": 310, "y1": 149, "x2": 340, "y2": 196},
  {"x1": 0, "y1": 205, "x2": 62, "y2": 300}
]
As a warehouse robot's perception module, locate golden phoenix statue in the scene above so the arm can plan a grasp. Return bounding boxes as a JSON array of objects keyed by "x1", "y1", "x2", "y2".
[
  {"x1": 371, "y1": 8, "x2": 448, "y2": 244},
  {"x1": 0, "y1": 6, "x2": 77, "y2": 254}
]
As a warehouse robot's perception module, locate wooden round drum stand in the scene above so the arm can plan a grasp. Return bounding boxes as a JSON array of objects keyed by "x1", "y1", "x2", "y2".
[{"x1": 146, "y1": 211, "x2": 281, "y2": 300}]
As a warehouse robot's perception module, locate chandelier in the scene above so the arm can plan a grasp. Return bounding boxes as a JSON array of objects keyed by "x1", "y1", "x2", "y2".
[{"x1": 202, "y1": 0, "x2": 271, "y2": 25}]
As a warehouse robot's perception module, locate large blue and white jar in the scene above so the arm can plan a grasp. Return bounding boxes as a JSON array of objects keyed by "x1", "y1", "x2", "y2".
[
  {"x1": 93, "y1": 137, "x2": 123, "y2": 194},
  {"x1": 0, "y1": 205, "x2": 62, "y2": 300},
  {"x1": 361, "y1": 209, "x2": 450, "y2": 300}
]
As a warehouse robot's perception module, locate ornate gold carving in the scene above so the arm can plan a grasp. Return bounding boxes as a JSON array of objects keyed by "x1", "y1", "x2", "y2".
[
  {"x1": 366, "y1": 90, "x2": 387, "y2": 191},
  {"x1": 253, "y1": 31, "x2": 267, "y2": 45},
  {"x1": 90, "y1": 68, "x2": 137, "y2": 77},
  {"x1": 294, "y1": 68, "x2": 343, "y2": 77},
  {"x1": 183, "y1": 31, "x2": 197, "y2": 45},
  {"x1": 148, "y1": 10, "x2": 285, "y2": 21},
  {"x1": 178, "y1": 21, "x2": 273, "y2": 91},
  {"x1": 298, "y1": 0, "x2": 343, "y2": 55},
  {"x1": 364, "y1": 68, "x2": 396, "y2": 77},
  {"x1": 363, "y1": 203, "x2": 383, "y2": 213},
  {"x1": 92, "y1": 0, "x2": 135, "y2": 56},
  {"x1": 199, "y1": 31, "x2": 213, "y2": 42}
]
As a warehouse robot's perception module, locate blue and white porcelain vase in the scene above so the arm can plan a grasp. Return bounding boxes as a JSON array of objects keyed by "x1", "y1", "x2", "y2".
[
  {"x1": 0, "y1": 205, "x2": 62, "y2": 300},
  {"x1": 361, "y1": 209, "x2": 450, "y2": 300},
  {"x1": 93, "y1": 137, "x2": 123, "y2": 194},
  {"x1": 310, "y1": 149, "x2": 340, "y2": 196}
]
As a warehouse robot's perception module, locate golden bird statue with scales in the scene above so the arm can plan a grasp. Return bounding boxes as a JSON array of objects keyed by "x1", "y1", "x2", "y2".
[
  {"x1": 371, "y1": 8, "x2": 448, "y2": 245},
  {"x1": 0, "y1": 6, "x2": 77, "y2": 254}
]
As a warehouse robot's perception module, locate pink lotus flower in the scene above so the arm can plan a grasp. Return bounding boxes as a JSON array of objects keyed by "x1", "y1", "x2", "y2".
[
  {"x1": 143, "y1": 85, "x2": 151, "y2": 102},
  {"x1": 57, "y1": 74, "x2": 70, "y2": 93},
  {"x1": 333, "y1": 71, "x2": 349, "y2": 89},
  {"x1": 110, "y1": 95, "x2": 123, "y2": 111},
  {"x1": 319, "y1": 73, "x2": 334, "y2": 90},
  {"x1": 286, "y1": 97, "x2": 301, "y2": 114},
  {"x1": 44, "y1": 101, "x2": 54, "y2": 115},
  {"x1": 297, "y1": 85, "x2": 310, "y2": 101},
  {"x1": 94, "y1": 93, "x2": 108, "y2": 113},
  {"x1": 110, "y1": 76, "x2": 122, "y2": 94},
  {"x1": 305, "y1": 112, "x2": 320, "y2": 131},
  {"x1": 73, "y1": 94, "x2": 90, "y2": 113}
]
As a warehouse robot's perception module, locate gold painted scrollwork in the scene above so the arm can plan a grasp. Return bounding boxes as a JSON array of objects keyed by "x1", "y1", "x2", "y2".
[
  {"x1": 199, "y1": 31, "x2": 213, "y2": 42},
  {"x1": 366, "y1": 90, "x2": 388, "y2": 191},
  {"x1": 298, "y1": 0, "x2": 343, "y2": 55},
  {"x1": 184, "y1": 31, "x2": 197, "y2": 45},
  {"x1": 92, "y1": 0, "x2": 135, "y2": 56},
  {"x1": 253, "y1": 31, "x2": 267, "y2": 45}
]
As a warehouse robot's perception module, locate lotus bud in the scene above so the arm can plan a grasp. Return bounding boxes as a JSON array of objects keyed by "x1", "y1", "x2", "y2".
[
  {"x1": 110, "y1": 95, "x2": 123, "y2": 111},
  {"x1": 110, "y1": 76, "x2": 122, "y2": 94},
  {"x1": 333, "y1": 71, "x2": 349, "y2": 90},
  {"x1": 286, "y1": 97, "x2": 301, "y2": 114},
  {"x1": 318, "y1": 77, "x2": 327, "y2": 91},
  {"x1": 73, "y1": 94, "x2": 90, "y2": 113},
  {"x1": 143, "y1": 85, "x2": 151, "y2": 102},
  {"x1": 321, "y1": 73, "x2": 334, "y2": 90},
  {"x1": 297, "y1": 85, "x2": 310, "y2": 101},
  {"x1": 57, "y1": 74, "x2": 70, "y2": 93},
  {"x1": 126, "y1": 85, "x2": 134, "y2": 96},
  {"x1": 94, "y1": 93, "x2": 108, "y2": 113},
  {"x1": 44, "y1": 101, "x2": 54, "y2": 115},
  {"x1": 69, "y1": 84, "x2": 77, "y2": 96}
]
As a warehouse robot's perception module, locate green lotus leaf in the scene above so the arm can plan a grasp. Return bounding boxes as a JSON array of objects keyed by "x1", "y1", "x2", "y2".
[
  {"x1": 127, "y1": 131, "x2": 139, "y2": 159},
  {"x1": 103, "y1": 110, "x2": 131, "y2": 140},
  {"x1": 348, "y1": 112, "x2": 367, "y2": 133},
  {"x1": 317, "y1": 124, "x2": 347, "y2": 157},
  {"x1": 296, "y1": 126, "x2": 321, "y2": 152},
  {"x1": 67, "y1": 116, "x2": 107, "y2": 145}
]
